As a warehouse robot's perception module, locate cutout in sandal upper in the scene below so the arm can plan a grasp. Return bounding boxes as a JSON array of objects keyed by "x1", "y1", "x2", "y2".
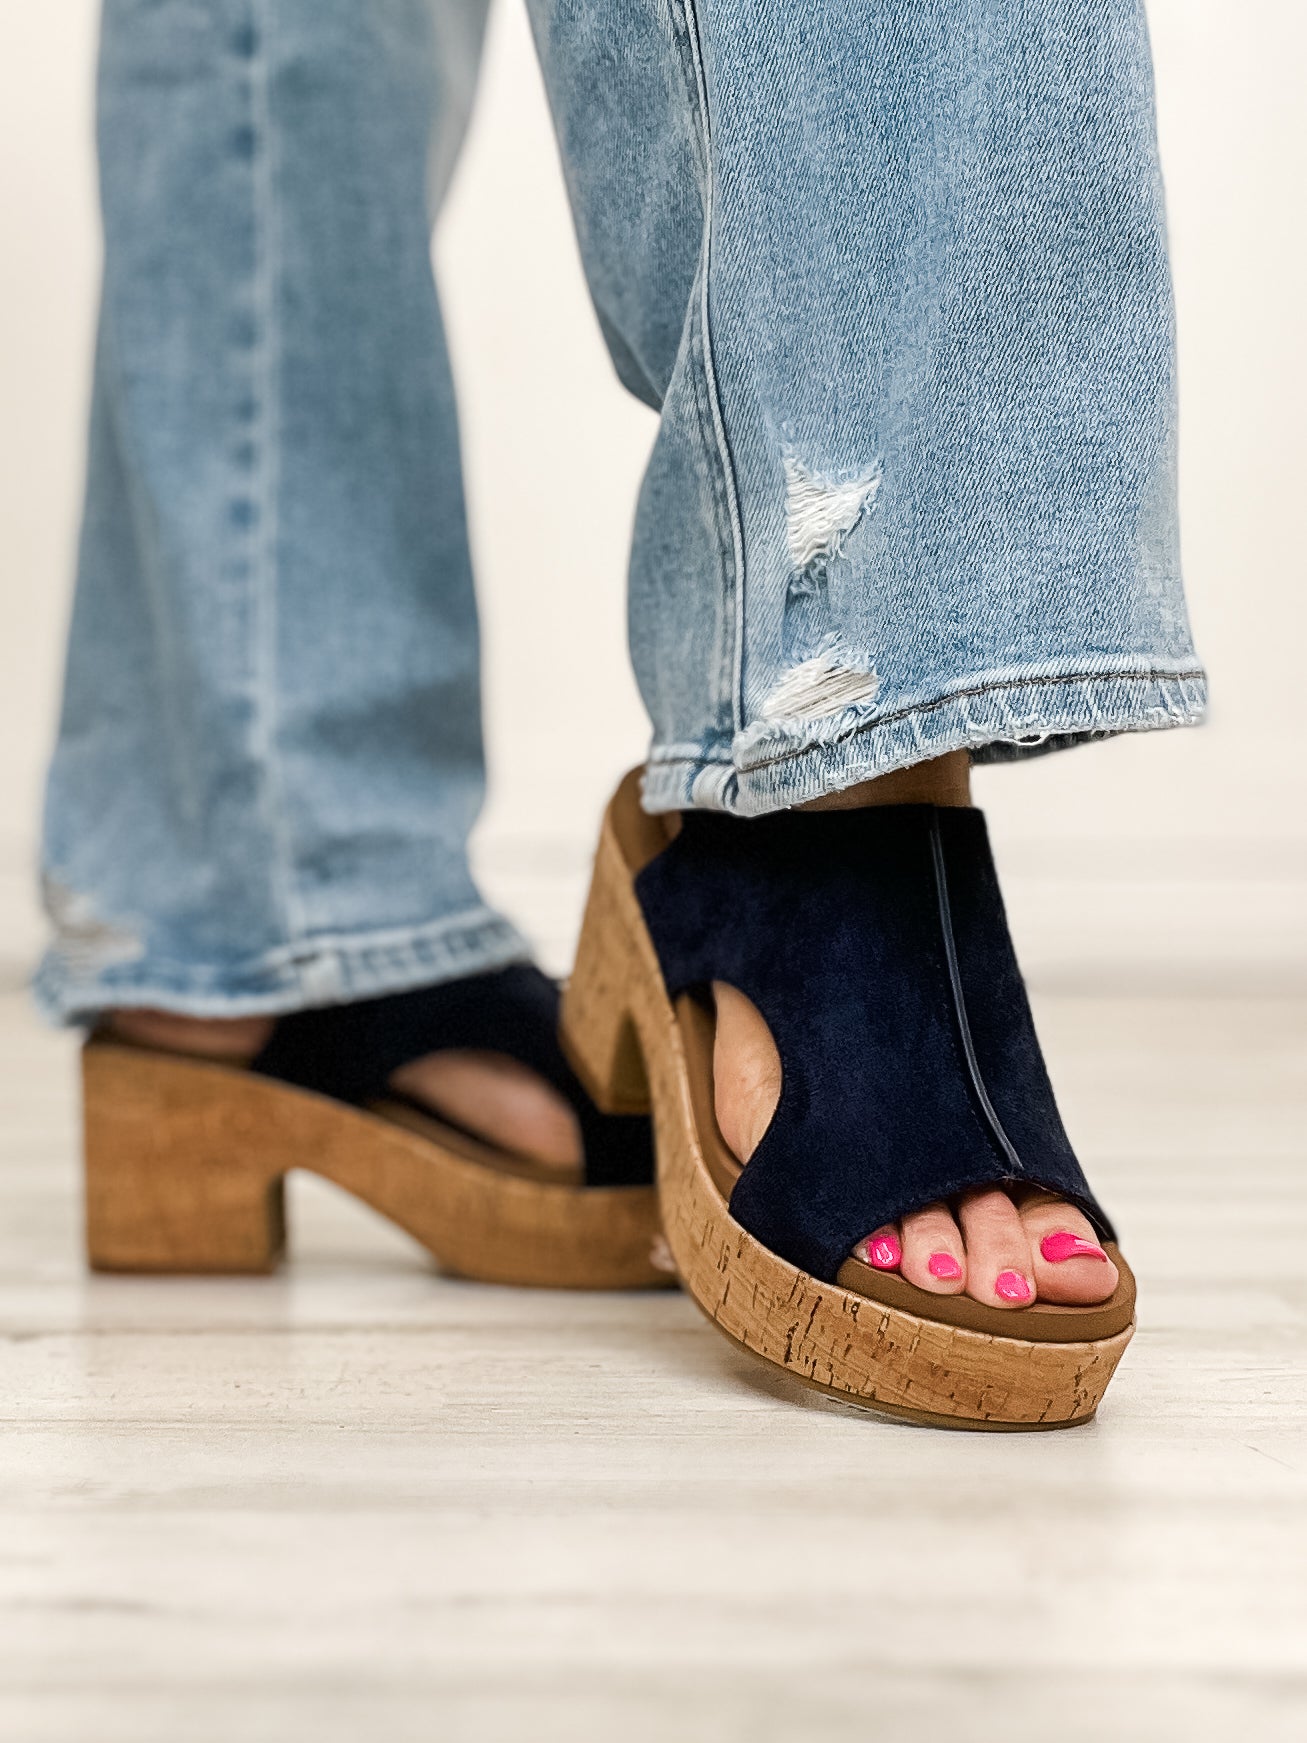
[
  {"x1": 634, "y1": 803, "x2": 1113, "y2": 1282},
  {"x1": 250, "y1": 965, "x2": 653, "y2": 1188}
]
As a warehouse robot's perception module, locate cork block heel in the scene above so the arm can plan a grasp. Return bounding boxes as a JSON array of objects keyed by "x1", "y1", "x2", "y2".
[
  {"x1": 83, "y1": 1020, "x2": 670, "y2": 1289},
  {"x1": 85, "y1": 1043, "x2": 287, "y2": 1273},
  {"x1": 561, "y1": 828, "x2": 654, "y2": 1119},
  {"x1": 560, "y1": 774, "x2": 1136, "y2": 1431}
]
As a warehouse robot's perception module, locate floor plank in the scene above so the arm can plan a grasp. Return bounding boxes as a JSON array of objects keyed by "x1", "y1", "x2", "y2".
[{"x1": 1, "y1": 991, "x2": 1304, "y2": 1741}]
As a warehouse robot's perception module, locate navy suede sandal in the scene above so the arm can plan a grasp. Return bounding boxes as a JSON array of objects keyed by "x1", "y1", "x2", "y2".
[
  {"x1": 562, "y1": 772, "x2": 1136, "y2": 1428},
  {"x1": 82, "y1": 963, "x2": 669, "y2": 1289}
]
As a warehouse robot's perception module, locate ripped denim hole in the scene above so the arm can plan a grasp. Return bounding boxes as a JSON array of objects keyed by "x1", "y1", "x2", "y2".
[
  {"x1": 761, "y1": 456, "x2": 885, "y2": 723},
  {"x1": 43, "y1": 878, "x2": 145, "y2": 979}
]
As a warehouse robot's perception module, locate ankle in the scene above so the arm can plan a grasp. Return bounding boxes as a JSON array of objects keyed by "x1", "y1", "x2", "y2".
[
  {"x1": 106, "y1": 1008, "x2": 275, "y2": 1064},
  {"x1": 798, "y1": 751, "x2": 970, "y2": 812}
]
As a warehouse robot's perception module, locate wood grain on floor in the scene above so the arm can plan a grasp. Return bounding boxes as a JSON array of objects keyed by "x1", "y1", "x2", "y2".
[{"x1": 1, "y1": 990, "x2": 1304, "y2": 1743}]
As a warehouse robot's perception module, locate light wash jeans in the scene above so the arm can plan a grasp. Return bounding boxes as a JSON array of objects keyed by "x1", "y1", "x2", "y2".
[{"x1": 39, "y1": 0, "x2": 1205, "y2": 1023}]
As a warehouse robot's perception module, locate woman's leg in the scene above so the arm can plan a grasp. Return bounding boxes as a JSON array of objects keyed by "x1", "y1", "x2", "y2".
[
  {"x1": 528, "y1": 0, "x2": 1203, "y2": 808},
  {"x1": 41, "y1": 0, "x2": 584, "y2": 1168},
  {"x1": 39, "y1": 0, "x2": 519, "y2": 1025},
  {"x1": 529, "y1": 0, "x2": 1203, "y2": 1300}
]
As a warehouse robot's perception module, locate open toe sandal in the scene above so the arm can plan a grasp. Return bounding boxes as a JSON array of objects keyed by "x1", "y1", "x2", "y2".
[
  {"x1": 561, "y1": 772, "x2": 1136, "y2": 1428},
  {"x1": 83, "y1": 964, "x2": 670, "y2": 1289}
]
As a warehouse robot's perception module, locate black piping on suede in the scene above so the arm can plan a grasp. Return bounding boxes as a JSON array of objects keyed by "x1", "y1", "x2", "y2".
[
  {"x1": 928, "y1": 812, "x2": 1024, "y2": 1180},
  {"x1": 634, "y1": 804, "x2": 1112, "y2": 1282},
  {"x1": 250, "y1": 964, "x2": 653, "y2": 1189}
]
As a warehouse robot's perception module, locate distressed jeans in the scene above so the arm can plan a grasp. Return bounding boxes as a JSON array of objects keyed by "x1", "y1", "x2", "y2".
[{"x1": 38, "y1": 0, "x2": 1205, "y2": 1023}]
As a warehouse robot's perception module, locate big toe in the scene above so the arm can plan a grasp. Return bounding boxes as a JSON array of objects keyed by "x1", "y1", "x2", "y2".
[{"x1": 1021, "y1": 1193, "x2": 1118, "y2": 1304}]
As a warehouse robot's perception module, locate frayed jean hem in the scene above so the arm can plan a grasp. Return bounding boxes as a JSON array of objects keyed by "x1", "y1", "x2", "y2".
[
  {"x1": 641, "y1": 665, "x2": 1208, "y2": 816},
  {"x1": 33, "y1": 906, "x2": 532, "y2": 1028}
]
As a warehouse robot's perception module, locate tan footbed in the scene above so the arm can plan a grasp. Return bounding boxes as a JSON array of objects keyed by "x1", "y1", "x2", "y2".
[
  {"x1": 81, "y1": 1037, "x2": 671, "y2": 1290},
  {"x1": 558, "y1": 770, "x2": 1135, "y2": 1428}
]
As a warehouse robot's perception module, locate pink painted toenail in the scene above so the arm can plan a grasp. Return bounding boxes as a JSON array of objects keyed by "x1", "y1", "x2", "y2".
[
  {"x1": 995, "y1": 1270, "x2": 1032, "y2": 1303},
  {"x1": 928, "y1": 1251, "x2": 962, "y2": 1280},
  {"x1": 1040, "y1": 1231, "x2": 1109, "y2": 1264},
  {"x1": 865, "y1": 1235, "x2": 902, "y2": 1271}
]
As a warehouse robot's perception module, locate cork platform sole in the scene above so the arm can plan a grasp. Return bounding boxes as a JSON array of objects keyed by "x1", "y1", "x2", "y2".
[
  {"x1": 559, "y1": 777, "x2": 1135, "y2": 1430},
  {"x1": 82, "y1": 1039, "x2": 671, "y2": 1289}
]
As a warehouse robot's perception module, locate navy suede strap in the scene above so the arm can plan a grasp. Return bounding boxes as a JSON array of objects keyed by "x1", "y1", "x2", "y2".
[
  {"x1": 251, "y1": 964, "x2": 652, "y2": 1189},
  {"x1": 635, "y1": 805, "x2": 1112, "y2": 1282}
]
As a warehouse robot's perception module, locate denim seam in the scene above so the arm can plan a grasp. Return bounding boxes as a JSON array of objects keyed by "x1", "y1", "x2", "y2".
[
  {"x1": 661, "y1": 0, "x2": 709, "y2": 187},
  {"x1": 644, "y1": 666, "x2": 1207, "y2": 772},
  {"x1": 685, "y1": 306, "x2": 736, "y2": 723},
  {"x1": 248, "y1": 1, "x2": 303, "y2": 950},
  {"x1": 739, "y1": 666, "x2": 1208, "y2": 772},
  {"x1": 251, "y1": 907, "x2": 521, "y2": 974},
  {"x1": 665, "y1": 5, "x2": 730, "y2": 718},
  {"x1": 35, "y1": 906, "x2": 530, "y2": 1024},
  {"x1": 672, "y1": 0, "x2": 746, "y2": 735}
]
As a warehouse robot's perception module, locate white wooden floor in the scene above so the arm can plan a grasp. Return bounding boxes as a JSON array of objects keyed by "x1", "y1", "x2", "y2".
[{"x1": 1, "y1": 986, "x2": 1305, "y2": 1742}]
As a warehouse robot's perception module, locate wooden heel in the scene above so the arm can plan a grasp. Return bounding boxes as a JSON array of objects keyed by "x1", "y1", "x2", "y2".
[
  {"x1": 561, "y1": 826, "x2": 652, "y2": 1117},
  {"x1": 84, "y1": 1042, "x2": 287, "y2": 1273},
  {"x1": 82, "y1": 1031, "x2": 670, "y2": 1289}
]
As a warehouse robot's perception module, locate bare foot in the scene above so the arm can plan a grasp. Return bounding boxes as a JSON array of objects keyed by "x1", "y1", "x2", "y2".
[{"x1": 107, "y1": 1008, "x2": 581, "y2": 1170}]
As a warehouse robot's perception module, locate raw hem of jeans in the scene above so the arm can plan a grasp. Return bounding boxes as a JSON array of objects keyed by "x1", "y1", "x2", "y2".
[
  {"x1": 640, "y1": 667, "x2": 1207, "y2": 816},
  {"x1": 32, "y1": 906, "x2": 532, "y2": 1028}
]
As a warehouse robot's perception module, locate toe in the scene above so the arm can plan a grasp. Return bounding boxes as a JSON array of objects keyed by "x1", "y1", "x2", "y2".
[
  {"x1": 853, "y1": 1224, "x2": 902, "y2": 1272},
  {"x1": 899, "y1": 1202, "x2": 966, "y2": 1293},
  {"x1": 1021, "y1": 1192, "x2": 1119, "y2": 1304},
  {"x1": 957, "y1": 1188, "x2": 1035, "y2": 1307}
]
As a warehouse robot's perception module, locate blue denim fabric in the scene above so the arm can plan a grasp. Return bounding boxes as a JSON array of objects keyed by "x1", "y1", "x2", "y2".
[
  {"x1": 39, "y1": 0, "x2": 1204, "y2": 1023},
  {"x1": 529, "y1": 0, "x2": 1204, "y2": 813}
]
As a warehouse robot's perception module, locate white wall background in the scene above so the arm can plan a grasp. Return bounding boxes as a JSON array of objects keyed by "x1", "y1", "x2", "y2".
[{"x1": 2, "y1": 2, "x2": 1304, "y2": 992}]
